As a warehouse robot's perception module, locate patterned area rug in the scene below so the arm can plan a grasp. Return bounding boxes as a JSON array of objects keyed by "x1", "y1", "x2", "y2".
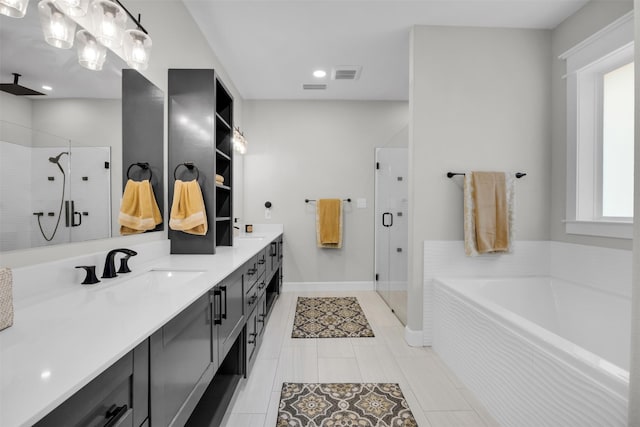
[
  {"x1": 277, "y1": 383, "x2": 418, "y2": 427},
  {"x1": 292, "y1": 297, "x2": 374, "y2": 338}
]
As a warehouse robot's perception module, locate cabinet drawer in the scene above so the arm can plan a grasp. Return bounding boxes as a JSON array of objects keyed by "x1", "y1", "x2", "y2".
[
  {"x1": 245, "y1": 310, "x2": 258, "y2": 372},
  {"x1": 35, "y1": 340, "x2": 148, "y2": 427},
  {"x1": 215, "y1": 268, "x2": 244, "y2": 362},
  {"x1": 243, "y1": 257, "x2": 259, "y2": 292}
]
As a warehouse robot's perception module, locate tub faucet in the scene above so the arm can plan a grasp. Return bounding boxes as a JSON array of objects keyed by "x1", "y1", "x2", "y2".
[{"x1": 102, "y1": 248, "x2": 137, "y2": 279}]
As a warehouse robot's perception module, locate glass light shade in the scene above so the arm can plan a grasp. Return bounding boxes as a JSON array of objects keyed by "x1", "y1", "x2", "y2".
[
  {"x1": 76, "y1": 29, "x2": 106, "y2": 70},
  {"x1": 90, "y1": 0, "x2": 126, "y2": 48},
  {"x1": 123, "y1": 29, "x2": 151, "y2": 71},
  {"x1": 38, "y1": 0, "x2": 76, "y2": 49},
  {"x1": 52, "y1": 0, "x2": 89, "y2": 16},
  {"x1": 0, "y1": 0, "x2": 29, "y2": 18}
]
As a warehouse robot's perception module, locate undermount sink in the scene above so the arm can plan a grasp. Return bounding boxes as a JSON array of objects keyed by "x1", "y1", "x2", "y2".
[{"x1": 118, "y1": 269, "x2": 205, "y2": 288}]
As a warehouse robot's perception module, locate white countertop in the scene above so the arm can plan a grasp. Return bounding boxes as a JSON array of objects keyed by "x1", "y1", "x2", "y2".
[{"x1": 0, "y1": 229, "x2": 282, "y2": 427}]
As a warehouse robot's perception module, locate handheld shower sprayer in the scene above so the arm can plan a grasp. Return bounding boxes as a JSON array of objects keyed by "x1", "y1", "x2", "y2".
[{"x1": 48, "y1": 151, "x2": 69, "y2": 174}]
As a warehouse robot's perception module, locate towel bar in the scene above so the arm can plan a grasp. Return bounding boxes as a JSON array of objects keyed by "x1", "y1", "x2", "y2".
[
  {"x1": 173, "y1": 162, "x2": 200, "y2": 181},
  {"x1": 447, "y1": 172, "x2": 526, "y2": 179},
  {"x1": 126, "y1": 162, "x2": 152, "y2": 181},
  {"x1": 305, "y1": 198, "x2": 352, "y2": 203}
]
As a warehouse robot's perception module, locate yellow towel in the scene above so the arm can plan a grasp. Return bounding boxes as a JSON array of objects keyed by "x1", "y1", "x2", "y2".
[
  {"x1": 119, "y1": 180, "x2": 163, "y2": 235},
  {"x1": 215, "y1": 174, "x2": 224, "y2": 184},
  {"x1": 169, "y1": 179, "x2": 208, "y2": 235},
  {"x1": 464, "y1": 172, "x2": 511, "y2": 255},
  {"x1": 316, "y1": 199, "x2": 342, "y2": 248}
]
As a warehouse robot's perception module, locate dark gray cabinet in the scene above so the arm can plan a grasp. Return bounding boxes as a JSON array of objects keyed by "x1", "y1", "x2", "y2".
[
  {"x1": 35, "y1": 340, "x2": 149, "y2": 427},
  {"x1": 150, "y1": 293, "x2": 214, "y2": 427},
  {"x1": 214, "y1": 268, "x2": 244, "y2": 362}
]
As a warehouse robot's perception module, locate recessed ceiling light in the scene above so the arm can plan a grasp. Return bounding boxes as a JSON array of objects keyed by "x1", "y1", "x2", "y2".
[
  {"x1": 42, "y1": 85, "x2": 52, "y2": 91},
  {"x1": 313, "y1": 69, "x2": 327, "y2": 78}
]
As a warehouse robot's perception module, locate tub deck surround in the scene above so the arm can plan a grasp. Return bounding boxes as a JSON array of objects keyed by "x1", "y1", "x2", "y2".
[
  {"x1": 0, "y1": 227, "x2": 283, "y2": 427},
  {"x1": 433, "y1": 276, "x2": 629, "y2": 426}
]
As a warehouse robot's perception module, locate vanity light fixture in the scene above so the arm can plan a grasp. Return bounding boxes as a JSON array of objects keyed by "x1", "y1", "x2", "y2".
[
  {"x1": 313, "y1": 69, "x2": 327, "y2": 78},
  {"x1": 232, "y1": 127, "x2": 247, "y2": 155},
  {"x1": 11, "y1": 0, "x2": 152, "y2": 71},
  {"x1": 38, "y1": 0, "x2": 76, "y2": 49},
  {"x1": 0, "y1": 0, "x2": 28, "y2": 17},
  {"x1": 76, "y1": 29, "x2": 106, "y2": 70}
]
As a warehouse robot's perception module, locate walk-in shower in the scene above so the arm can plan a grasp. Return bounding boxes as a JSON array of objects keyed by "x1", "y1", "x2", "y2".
[{"x1": 34, "y1": 151, "x2": 68, "y2": 241}]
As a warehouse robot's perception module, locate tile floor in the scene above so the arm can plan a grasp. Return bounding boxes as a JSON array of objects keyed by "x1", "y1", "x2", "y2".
[{"x1": 220, "y1": 290, "x2": 500, "y2": 427}]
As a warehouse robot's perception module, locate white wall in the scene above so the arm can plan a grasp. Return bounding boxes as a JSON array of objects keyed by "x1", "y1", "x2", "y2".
[
  {"x1": 629, "y1": 0, "x2": 639, "y2": 423},
  {"x1": 243, "y1": 100, "x2": 408, "y2": 284},
  {"x1": 0, "y1": 0, "x2": 244, "y2": 268},
  {"x1": 408, "y1": 26, "x2": 552, "y2": 332},
  {"x1": 550, "y1": 1, "x2": 634, "y2": 251}
]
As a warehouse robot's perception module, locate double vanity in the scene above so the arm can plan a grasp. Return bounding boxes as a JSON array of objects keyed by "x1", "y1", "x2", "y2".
[{"x1": 0, "y1": 226, "x2": 284, "y2": 427}]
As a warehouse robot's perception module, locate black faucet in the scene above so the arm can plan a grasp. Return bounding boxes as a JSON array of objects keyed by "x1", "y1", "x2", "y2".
[{"x1": 102, "y1": 248, "x2": 138, "y2": 279}]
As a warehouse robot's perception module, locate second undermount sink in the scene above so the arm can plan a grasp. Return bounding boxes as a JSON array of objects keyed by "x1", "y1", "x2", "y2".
[{"x1": 119, "y1": 269, "x2": 205, "y2": 288}]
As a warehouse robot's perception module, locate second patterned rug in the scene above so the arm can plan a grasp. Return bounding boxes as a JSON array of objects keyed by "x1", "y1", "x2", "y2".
[
  {"x1": 277, "y1": 383, "x2": 418, "y2": 426},
  {"x1": 291, "y1": 296, "x2": 374, "y2": 338}
]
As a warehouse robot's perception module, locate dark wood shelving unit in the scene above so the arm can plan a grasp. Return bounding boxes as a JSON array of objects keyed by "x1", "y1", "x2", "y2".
[{"x1": 168, "y1": 69, "x2": 234, "y2": 254}]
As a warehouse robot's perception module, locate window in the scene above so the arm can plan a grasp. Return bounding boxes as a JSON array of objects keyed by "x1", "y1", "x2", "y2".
[{"x1": 561, "y1": 11, "x2": 634, "y2": 239}]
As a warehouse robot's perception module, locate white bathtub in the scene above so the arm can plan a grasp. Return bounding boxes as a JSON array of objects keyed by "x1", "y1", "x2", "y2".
[{"x1": 433, "y1": 276, "x2": 629, "y2": 427}]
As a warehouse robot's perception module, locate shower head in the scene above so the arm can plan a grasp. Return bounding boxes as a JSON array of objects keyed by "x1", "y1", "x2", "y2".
[{"x1": 48, "y1": 152, "x2": 69, "y2": 164}]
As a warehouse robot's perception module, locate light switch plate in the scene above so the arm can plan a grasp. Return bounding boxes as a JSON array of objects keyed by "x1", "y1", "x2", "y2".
[{"x1": 356, "y1": 198, "x2": 367, "y2": 209}]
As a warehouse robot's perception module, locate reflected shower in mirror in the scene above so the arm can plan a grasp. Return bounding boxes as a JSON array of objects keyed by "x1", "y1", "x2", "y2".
[
  {"x1": 0, "y1": 1, "x2": 164, "y2": 254},
  {"x1": 0, "y1": 124, "x2": 111, "y2": 250}
]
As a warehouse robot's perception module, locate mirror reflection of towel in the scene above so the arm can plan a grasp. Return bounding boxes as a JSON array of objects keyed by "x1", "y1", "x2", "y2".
[
  {"x1": 316, "y1": 199, "x2": 342, "y2": 248},
  {"x1": 119, "y1": 179, "x2": 163, "y2": 235},
  {"x1": 464, "y1": 172, "x2": 514, "y2": 256},
  {"x1": 169, "y1": 179, "x2": 208, "y2": 236}
]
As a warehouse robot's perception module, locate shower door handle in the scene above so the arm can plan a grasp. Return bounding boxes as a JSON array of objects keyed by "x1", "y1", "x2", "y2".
[
  {"x1": 72, "y1": 211, "x2": 82, "y2": 227},
  {"x1": 382, "y1": 212, "x2": 393, "y2": 227}
]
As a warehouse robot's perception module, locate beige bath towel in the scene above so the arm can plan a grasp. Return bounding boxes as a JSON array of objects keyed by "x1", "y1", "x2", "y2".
[
  {"x1": 169, "y1": 179, "x2": 208, "y2": 235},
  {"x1": 0, "y1": 267, "x2": 13, "y2": 331},
  {"x1": 119, "y1": 179, "x2": 163, "y2": 235},
  {"x1": 464, "y1": 172, "x2": 514, "y2": 256},
  {"x1": 316, "y1": 199, "x2": 342, "y2": 248}
]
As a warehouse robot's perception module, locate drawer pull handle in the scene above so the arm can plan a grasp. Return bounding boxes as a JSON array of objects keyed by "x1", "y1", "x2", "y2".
[
  {"x1": 248, "y1": 268, "x2": 257, "y2": 275},
  {"x1": 103, "y1": 404, "x2": 128, "y2": 427},
  {"x1": 248, "y1": 332, "x2": 258, "y2": 344},
  {"x1": 258, "y1": 259, "x2": 265, "y2": 265}
]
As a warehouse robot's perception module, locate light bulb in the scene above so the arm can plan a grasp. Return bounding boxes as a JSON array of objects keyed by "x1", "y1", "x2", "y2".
[
  {"x1": 91, "y1": 0, "x2": 126, "y2": 48},
  {"x1": 0, "y1": 0, "x2": 28, "y2": 18},
  {"x1": 38, "y1": 0, "x2": 76, "y2": 49},
  {"x1": 76, "y1": 29, "x2": 106, "y2": 70}
]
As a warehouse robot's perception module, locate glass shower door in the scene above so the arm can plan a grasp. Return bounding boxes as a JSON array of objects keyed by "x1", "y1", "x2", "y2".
[{"x1": 374, "y1": 147, "x2": 408, "y2": 324}]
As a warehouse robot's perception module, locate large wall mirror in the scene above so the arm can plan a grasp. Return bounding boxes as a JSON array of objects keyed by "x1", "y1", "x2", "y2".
[{"x1": 0, "y1": 1, "x2": 164, "y2": 252}]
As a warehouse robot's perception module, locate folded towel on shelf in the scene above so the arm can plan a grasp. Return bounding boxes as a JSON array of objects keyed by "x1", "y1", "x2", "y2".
[
  {"x1": 169, "y1": 179, "x2": 208, "y2": 235},
  {"x1": 119, "y1": 179, "x2": 163, "y2": 235},
  {"x1": 316, "y1": 199, "x2": 343, "y2": 248},
  {"x1": 464, "y1": 172, "x2": 514, "y2": 256},
  {"x1": 0, "y1": 267, "x2": 13, "y2": 331},
  {"x1": 215, "y1": 174, "x2": 225, "y2": 185}
]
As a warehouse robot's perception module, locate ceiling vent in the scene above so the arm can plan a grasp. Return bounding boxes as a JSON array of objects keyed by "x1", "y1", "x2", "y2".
[
  {"x1": 331, "y1": 66, "x2": 362, "y2": 81},
  {"x1": 302, "y1": 83, "x2": 327, "y2": 90}
]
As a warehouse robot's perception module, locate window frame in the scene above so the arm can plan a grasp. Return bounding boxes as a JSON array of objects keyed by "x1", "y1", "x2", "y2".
[{"x1": 560, "y1": 11, "x2": 634, "y2": 239}]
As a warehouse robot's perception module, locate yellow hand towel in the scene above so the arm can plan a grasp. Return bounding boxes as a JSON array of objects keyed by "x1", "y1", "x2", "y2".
[
  {"x1": 464, "y1": 172, "x2": 510, "y2": 255},
  {"x1": 119, "y1": 180, "x2": 163, "y2": 235},
  {"x1": 316, "y1": 199, "x2": 342, "y2": 248},
  {"x1": 169, "y1": 179, "x2": 208, "y2": 235},
  {"x1": 215, "y1": 174, "x2": 224, "y2": 184}
]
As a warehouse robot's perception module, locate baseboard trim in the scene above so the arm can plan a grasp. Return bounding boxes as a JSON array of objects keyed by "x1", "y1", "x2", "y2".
[
  {"x1": 404, "y1": 325, "x2": 424, "y2": 347},
  {"x1": 282, "y1": 281, "x2": 375, "y2": 292}
]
